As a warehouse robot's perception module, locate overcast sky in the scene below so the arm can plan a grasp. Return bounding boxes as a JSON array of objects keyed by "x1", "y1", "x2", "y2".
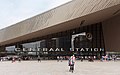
[{"x1": 0, "y1": 0, "x2": 72, "y2": 29}]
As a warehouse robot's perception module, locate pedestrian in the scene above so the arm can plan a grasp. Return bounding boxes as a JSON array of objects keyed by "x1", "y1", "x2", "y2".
[
  {"x1": 68, "y1": 55, "x2": 75, "y2": 73},
  {"x1": 81, "y1": 56, "x2": 84, "y2": 62},
  {"x1": 37, "y1": 56, "x2": 41, "y2": 62},
  {"x1": 18, "y1": 57, "x2": 21, "y2": 62},
  {"x1": 0, "y1": 57, "x2": 3, "y2": 61},
  {"x1": 12, "y1": 57, "x2": 15, "y2": 63},
  {"x1": 101, "y1": 56, "x2": 104, "y2": 62},
  {"x1": 57, "y1": 56, "x2": 60, "y2": 62},
  {"x1": 113, "y1": 55, "x2": 117, "y2": 62},
  {"x1": 60, "y1": 56, "x2": 63, "y2": 62}
]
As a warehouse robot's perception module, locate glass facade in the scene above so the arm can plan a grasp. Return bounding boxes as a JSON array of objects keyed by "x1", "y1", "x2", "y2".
[
  {"x1": 6, "y1": 46, "x2": 15, "y2": 52},
  {"x1": 5, "y1": 23, "x2": 105, "y2": 59}
]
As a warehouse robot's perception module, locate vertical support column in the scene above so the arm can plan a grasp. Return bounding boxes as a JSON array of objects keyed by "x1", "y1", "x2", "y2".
[
  {"x1": 0, "y1": 46, "x2": 6, "y2": 57},
  {"x1": 0, "y1": 46, "x2": 5, "y2": 52}
]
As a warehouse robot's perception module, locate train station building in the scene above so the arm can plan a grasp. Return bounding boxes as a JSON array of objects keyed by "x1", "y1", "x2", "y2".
[{"x1": 0, "y1": 0, "x2": 120, "y2": 58}]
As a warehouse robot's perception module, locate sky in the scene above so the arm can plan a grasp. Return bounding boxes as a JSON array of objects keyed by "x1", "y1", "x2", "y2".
[{"x1": 0, "y1": 0, "x2": 72, "y2": 29}]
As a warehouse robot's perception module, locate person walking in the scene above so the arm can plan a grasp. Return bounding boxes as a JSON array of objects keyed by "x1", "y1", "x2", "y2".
[{"x1": 68, "y1": 55, "x2": 75, "y2": 73}]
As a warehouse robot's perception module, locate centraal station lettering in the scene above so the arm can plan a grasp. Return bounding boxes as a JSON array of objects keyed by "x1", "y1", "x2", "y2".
[{"x1": 15, "y1": 48, "x2": 104, "y2": 52}]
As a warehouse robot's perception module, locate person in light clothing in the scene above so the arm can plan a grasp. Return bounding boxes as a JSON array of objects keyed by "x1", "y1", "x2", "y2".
[{"x1": 68, "y1": 55, "x2": 75, "y2": 73}]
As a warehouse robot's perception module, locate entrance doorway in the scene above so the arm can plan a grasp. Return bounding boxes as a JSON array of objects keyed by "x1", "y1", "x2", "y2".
[{"x1": 71, "y1": 32, "x2": 92, "y2": 49}]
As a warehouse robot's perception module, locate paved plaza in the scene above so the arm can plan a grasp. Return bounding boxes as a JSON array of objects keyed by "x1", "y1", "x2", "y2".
[{"x1": 0, "y1": 60, "x2": 120, "y2": 75}]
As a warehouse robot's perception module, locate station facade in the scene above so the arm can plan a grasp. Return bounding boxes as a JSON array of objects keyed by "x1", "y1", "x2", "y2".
[{"x1": 0, "y1": 0, "x2": 120, "y2": 59}]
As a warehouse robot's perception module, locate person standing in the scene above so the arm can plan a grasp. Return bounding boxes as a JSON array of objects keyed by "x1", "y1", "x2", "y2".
[
  {"x1": 37, "y1": 56, "x2": 41, "y2": 62},
  {"x1": 101, "y1": 56, "x2": 104, "y2": 62},
  {"x1": 68, "y1": 55, "x2": 75, "y2": 73},
  {"x1": 12, "y1": 57, "x2": 15, "y2": 63},
  {"x1": 18, "y1": 57, "x2": 21, "y2": 62},
  {"x1": 60, "y1": 56, "x2": 63, "y2": 62},
  {"x1": 57, "y1": 56, "x2": 60, "y2": 62},
  {"x1": 81, "y1": 56, "x2": 84, "y2": 62},
  {"x1": 113, "y1": 55, "x2": 117, "y2": 62},
  {"x1": 0, "y1": 57, "x2": 3, "y2": 61}
]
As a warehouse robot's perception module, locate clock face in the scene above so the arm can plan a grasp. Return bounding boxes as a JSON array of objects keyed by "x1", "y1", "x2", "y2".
[{"x1": 86, "y1": 33, "x2": 92, "y2": 40}]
